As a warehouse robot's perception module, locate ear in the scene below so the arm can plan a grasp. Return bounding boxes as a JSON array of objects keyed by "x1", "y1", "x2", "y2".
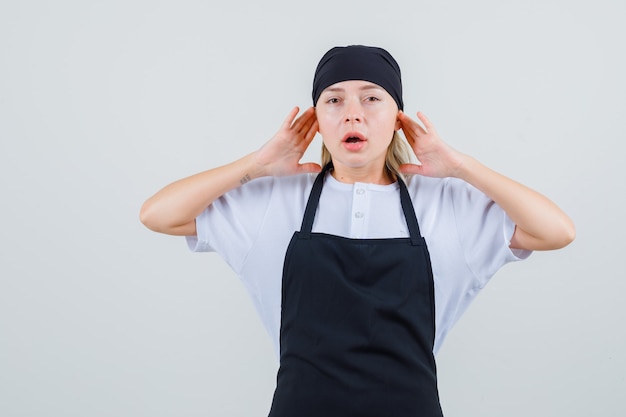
[{"x1": 394, "y1": 114, "x2": 402, "y2": 131}]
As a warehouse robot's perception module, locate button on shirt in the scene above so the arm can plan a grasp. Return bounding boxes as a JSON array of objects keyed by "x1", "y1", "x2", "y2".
[
  {"x1": 352, "y1": 187, "x2": 366, "y2": 237},
  {"x1": 315, "y1": 178, "x2": 410, "y2": 240}
]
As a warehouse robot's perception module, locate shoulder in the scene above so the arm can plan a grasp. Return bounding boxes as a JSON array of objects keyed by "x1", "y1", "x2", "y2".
[
  {"x1": 265, "y1": 172, "x2": 317, "y2": 201},
  {"x1": 253, "y1": 172, "x2": 316, "y2": 190},
  {"x1": 275, "y1": 172, "x2": 317, "y2": 189},
  {"x1": 405, "y1": 175, "x2": 491, "y2": 206},
  {"x1": 404, "y1": 175, "x2": 505, "y2": 244},
  {"x1": 404, "y1": 175, "x2": 450, "y2": 203},
  {"x1": 219, "y1": 172, "x2": 316, "y2": 202}
]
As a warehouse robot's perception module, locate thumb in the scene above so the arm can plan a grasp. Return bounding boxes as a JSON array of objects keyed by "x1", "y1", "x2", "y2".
[
  {"x1": 399, "y1": 163, "x2": 424, "y2": 176},
  {"x1": 296, "y1": 162, "x2": 322, "y2": 174}
]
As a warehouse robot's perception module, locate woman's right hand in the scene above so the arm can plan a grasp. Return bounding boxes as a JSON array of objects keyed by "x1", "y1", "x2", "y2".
[
  {"x1": 253, "y1": 106, "x2": 322, "y2": 177},
  {"x1": 140, "y1": 106, "x2": 321, "y2": 235}
]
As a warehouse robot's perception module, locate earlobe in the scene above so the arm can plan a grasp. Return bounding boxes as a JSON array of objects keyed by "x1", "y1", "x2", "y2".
[{"x1": 394, "y1": 110, "x2": 402, "y2": 131}]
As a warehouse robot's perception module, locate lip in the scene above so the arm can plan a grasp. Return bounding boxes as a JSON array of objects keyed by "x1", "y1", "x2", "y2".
[
  {"x1": 342, "y1": 132, "x2": 367, "y2": 143},
  {"x1": 341, "y1": 131, "x2": 367, "y2": 152}
]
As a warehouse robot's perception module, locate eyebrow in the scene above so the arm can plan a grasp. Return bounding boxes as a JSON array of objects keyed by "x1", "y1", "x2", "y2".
[{"x1": 322, "y1": 84, "x2": 384, "y2": 94}]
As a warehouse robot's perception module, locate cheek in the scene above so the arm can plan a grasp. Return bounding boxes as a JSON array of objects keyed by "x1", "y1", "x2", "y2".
[
  {"x1": 380, "y1": 108, "x2": 400, "y2": 132},
  {"x1": 315, "y1": 112, "x2": 333, "y2": 137}
]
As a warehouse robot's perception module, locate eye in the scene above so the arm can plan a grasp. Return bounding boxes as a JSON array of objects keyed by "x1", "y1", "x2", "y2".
[
  {"x1": 326, "y1": 97, "x2": 340, "y2": 104},
  {"x1": 365, "y1": 96, "x2": 380, "y2": 102}
]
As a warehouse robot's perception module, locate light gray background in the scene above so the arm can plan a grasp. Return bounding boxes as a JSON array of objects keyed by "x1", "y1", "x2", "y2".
[{"x1": 1, "y1": 0, "x2": 624, "y2": 416}]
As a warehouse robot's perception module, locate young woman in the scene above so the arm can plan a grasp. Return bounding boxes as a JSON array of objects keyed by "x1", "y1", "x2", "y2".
[{"x1": 140, "y1": 45, "x2": 575, "y2": 416}]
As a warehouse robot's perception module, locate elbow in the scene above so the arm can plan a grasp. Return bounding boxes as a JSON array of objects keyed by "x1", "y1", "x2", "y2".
[
  {"x1": 549, "y1": 218, "x2": 576, "y2": 250},
  {"x1": 559, "y1": 220, "x2": 576, "y2": 248},
  {"x1": 139, "y1": 199, "x2": 195, "y2": 236},
  {"x1": 139, "y1": 199, "x2": 163, "y2": 233},
  {"x1": 514, "y1": 218, "x2": 576, "y2": 251}
]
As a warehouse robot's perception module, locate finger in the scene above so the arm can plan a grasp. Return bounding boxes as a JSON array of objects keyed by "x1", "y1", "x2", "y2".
[
  {"x1": 398, "y1": 111, "x2": 427, "y2": 136},
  {"x1": 296, "y1": 162, "x2": 322, "y2": 174},
  {"x1": 281, "y1": 106, "x2": 301, "y2": 130},
  {"x1": 397, "y1": 122, "x2": 419, "y2": 147},
  {"x1": 303, "y1": 119, "x2": 319, "y2": 144},
  {"x1": 416, "y1": 111, "x2": 435, "y2": 133},
  {"x1": 290, "y1": 106, "x2": 314, "y2": 127},
  {"x1": 294, "y1": 107, "x2": 316, "y2": 134},
  {"x1": 402, "y1": 129, "x2": 416, "y2": 147},
  {"x1": 399, "y1": 163, "x2": 424, "y2": 176}
]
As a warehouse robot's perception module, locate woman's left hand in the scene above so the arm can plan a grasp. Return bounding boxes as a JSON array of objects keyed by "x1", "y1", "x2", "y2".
[
  {"x1": 397, "y1": 111, "x2": 466, "y2": 178},
  {"x1": 398, "y1": 111, "x2": 575, "y2": 251}
]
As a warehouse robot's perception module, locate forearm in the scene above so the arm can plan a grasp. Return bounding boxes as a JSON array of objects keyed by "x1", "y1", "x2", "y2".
[
  {"x1": 140, "y1": 107, "x2": 320, "y2": 235},
  {"x1": 140, "y1": 152, "x2": 264, "y2": 235},
  {"x1": 455, "y1": 156, "x2": 575, "y2": 250}
]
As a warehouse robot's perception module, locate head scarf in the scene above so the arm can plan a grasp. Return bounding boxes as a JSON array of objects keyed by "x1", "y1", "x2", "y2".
[{"x1": 312, "y1": 45, "x2": 403, "y2": 110}]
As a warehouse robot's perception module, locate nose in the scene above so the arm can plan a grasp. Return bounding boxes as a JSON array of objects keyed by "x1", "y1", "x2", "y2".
[
  {"x1": 344, "y1": 100, "x2": 362, "y2": 123},
  {"x1": 345, "y1": 114, "x2": 361, "y2": 123}
]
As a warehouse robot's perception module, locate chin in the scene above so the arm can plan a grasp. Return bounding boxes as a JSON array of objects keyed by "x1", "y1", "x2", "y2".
[{"x1": 332, "y1": 156, "x2": 382, "y2": 171}]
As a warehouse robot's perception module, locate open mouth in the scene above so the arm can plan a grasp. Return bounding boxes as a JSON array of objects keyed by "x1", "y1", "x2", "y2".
[
  {"x1": 342, "y1": 132, "x2": 366, "y2": 143},
  {"x1": 345, "y1": 136, "x2": 363, "y2": 143}
]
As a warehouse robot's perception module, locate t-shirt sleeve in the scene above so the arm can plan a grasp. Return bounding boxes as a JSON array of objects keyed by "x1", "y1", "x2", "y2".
[
  {"x1": 448, "y1": 178, "x2": 532, "y2": 288},
  {"x1": 185, "y1": 176, "x2": 275, "y2": 274}
]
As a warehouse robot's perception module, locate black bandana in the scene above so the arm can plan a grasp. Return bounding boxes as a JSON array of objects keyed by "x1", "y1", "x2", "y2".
[{"x1": 312, "y1": 45, "x2": 403, "y2": 110}]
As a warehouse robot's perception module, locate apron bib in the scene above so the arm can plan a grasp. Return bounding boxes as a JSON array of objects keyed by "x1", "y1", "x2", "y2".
[{"x1": 268, "y1": 164, "x2": 443, "y2": 417}]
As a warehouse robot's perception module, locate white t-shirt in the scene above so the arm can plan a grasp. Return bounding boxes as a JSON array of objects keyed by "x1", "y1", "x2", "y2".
[{"x1": 186, "y1": 172, "x2": 531, "y2": 357}]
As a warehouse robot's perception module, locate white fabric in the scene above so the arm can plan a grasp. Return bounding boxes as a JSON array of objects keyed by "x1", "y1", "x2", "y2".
[{"x1": 186, "y1": 172, "x2": 531, "y2": 357}]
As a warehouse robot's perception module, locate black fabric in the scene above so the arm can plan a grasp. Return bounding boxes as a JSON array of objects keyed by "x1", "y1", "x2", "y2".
[
  {"x1": 268, "y1": 164, "x2": 443, "y2": 417},
  {"x1": 312, "y1": 45, "x2": 404, "y2": 110}
]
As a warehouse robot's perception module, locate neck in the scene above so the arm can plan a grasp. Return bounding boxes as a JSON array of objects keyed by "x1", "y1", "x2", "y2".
[{"x1": 330, "y1": 163, "x2": 395, "y2": 185}]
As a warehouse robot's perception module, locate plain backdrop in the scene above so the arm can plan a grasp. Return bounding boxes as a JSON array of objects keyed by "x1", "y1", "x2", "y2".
[{"x1": 1, "y1": 0, "x2": 624, "y2": 416}]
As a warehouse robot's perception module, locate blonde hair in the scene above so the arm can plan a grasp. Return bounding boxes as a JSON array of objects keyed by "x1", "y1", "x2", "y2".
[{"x1": 320, "y1": 131, "x2": 414, "y2": 182}]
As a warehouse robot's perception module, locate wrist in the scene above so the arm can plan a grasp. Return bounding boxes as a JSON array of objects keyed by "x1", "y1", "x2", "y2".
[
  {"x1": 449, "y1": 152, "x2": 475, "y2": 181},
  {"x1": 225, "y1": 152, "x2": 268, "y2": 187}
]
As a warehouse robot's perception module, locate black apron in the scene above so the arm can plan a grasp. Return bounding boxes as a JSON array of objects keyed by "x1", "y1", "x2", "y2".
[{"x1": 268, "y1": 164, "x2": 444, "y2": 417}]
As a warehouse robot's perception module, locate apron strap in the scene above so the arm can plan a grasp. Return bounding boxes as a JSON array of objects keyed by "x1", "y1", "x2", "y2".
[
  {"x1": 299, "y1": 162, "x2": 333, "y2": 239},
  {"x1": 300, "y1": 162, "x2": 423, "y2": 244},
  {"x1": 398, "y1": 177, "x2": 423, "y2": 246}
]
